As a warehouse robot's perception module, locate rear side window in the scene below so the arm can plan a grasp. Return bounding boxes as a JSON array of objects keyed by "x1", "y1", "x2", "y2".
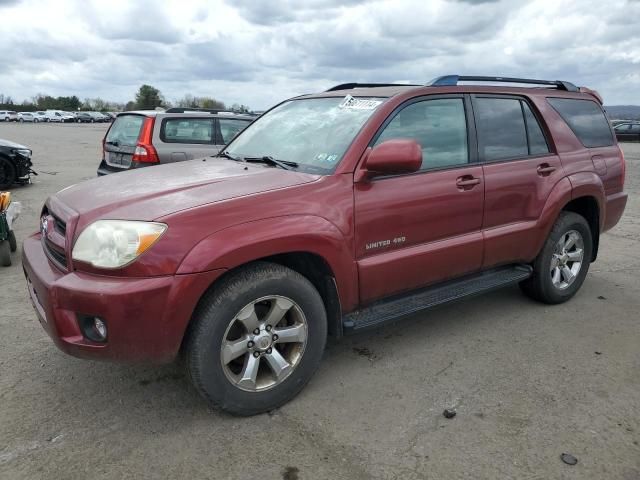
[
  {"x1": 375, "y1": 98, "x2": 469, "y2": 170},
  {"x1": 547, "y1": 98, "x2": 613, "y2": 148},
  {"x1": 106, "y1": 115, "x2": 145, "y2": 147},
  {"x1": 219, "y1": 119, "x2": 250, "y2": 144},
  {"x1": 475, "y1": 98, "x2": 528, "y2": 160},
  {"x1": 475, "y1": 97, "x2": 551, "y2": 161},
  {"x1": 161, "y1": 118, "x2": 214, "y2": 144}
]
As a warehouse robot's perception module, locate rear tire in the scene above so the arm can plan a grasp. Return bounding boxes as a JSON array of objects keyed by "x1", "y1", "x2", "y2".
[
  {"x1": 520, "y1": 212, "x2": 592, "y2": 304},
  {"x1": 0, "y1": 157, "x2": 16, "y2": 189},
  {"x1": 0, "y1": 241, "x2": 11, "y2": 267},
  {"x1": 8, "y1": 230, "x2": 17, "y2": 252},
  {"x1": 185, "y1": 262, "x2": 327, "y2": 416}
]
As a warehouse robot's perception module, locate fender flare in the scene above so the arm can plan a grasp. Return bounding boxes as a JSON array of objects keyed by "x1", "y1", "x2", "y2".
[
  {"x1": 531, "y1": 173, "x2": 605, "y2": 260},
  {"x1": 176, "y1": 215, "x2": 359, "y2": 311}
]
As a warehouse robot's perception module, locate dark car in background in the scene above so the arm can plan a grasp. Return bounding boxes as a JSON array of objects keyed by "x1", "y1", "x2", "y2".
[
  {"x1": 97, "y1": 109, "x2": 254, "y2": 175},
  {"x1": 0, "y1": 138, "x2": 34, "y2": 188},
  {"x1": 614, "y1": 122, "x2": 640, "y2": 142},
  {"x1": 75, "y1": 112, "x2": 95, "y2": 123}
]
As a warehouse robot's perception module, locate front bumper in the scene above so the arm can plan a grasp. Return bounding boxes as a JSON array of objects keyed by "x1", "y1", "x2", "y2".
[{"x1": 22, "y1": 234, "x2": 224, "y2": 363}]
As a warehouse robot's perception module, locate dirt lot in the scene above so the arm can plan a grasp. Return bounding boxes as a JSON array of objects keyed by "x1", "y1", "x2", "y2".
[{"x1": 0, "y1": 122, "x2": 639, "y2": 480}]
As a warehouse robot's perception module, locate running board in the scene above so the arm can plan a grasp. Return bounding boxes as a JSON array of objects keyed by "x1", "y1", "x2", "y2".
[{"x1": 342, "y1": 264, "x2": 532, "y2": 333}]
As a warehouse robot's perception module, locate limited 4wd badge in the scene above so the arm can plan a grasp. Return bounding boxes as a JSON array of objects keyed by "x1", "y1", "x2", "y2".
[
  {"x1": 366, "y1": 236, "x2": 406, "y2": 250},
  {"x1": 339, "y1": 95, "x2": 382, "y2": 110}
]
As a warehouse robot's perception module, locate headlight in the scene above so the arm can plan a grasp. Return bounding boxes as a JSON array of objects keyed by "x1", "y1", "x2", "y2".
[
  {"x1": 72, "y1": 220, "x2": 167, "y2": 268},
  {"x1": 15, "y1": 148, "x2": 32, "y2": 158}
]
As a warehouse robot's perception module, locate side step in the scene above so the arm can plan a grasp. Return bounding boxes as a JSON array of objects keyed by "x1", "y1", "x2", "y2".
[{"x1": 342, "y1": 264, "x2": 532, "y2": 333}]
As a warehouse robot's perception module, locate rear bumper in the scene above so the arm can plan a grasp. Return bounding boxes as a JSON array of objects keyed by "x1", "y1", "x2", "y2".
[
  {"x1": 97, "y1": 160, "x2": 152, "y2": 176},
  {"x1": 603, "y1": 192, "x2": 627, "y2": 232},
  {"x1": 22, "y1": 234, "x2": 224, "y2": 363}
]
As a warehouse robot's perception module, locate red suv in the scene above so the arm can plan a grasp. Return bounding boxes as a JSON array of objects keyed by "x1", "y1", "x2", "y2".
[{"x1": 22, "y1": 75, "x2": 627, "y2": 415}]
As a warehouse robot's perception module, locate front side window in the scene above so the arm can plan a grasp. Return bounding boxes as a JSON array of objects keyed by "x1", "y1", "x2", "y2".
[
  {"x1": 225, "y1": 97, "x2": 385, "y2": 174},
  {"x1": 162, "y1": 118, "x2": 214, "y2": 144},
  {"x1": 614, "y1": 124, "x2": 631, "y2": 132},
  {"x1": 374, "y1": 98, "x2": 469, "y2": 170},
  {"x1": 219, "y1": 119, "x2": 250, "y2": 144},
  {"x1": 547, "y1": 98, "x2": 613, "y2": 148}
]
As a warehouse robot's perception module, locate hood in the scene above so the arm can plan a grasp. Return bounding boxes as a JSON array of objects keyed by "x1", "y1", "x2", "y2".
[
  {"x1": 52, "y1": 158, "x2": 319, "y2": 223},
  {"x1": 0, "y1": 138, "x2": 29, "y2": 150}
]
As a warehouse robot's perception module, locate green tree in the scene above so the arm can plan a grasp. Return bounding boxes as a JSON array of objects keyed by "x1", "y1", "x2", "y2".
[{"x1": 134, "y1": 84, "x2": 165, "y2": 110}]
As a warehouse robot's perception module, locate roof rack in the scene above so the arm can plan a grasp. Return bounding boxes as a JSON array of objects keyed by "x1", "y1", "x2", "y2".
[
  {"x1": 165, "y1": 107, "x2": 237, "y2": 114},
  {"x1": 428, "y1": 75, "x2": 579, "y2": 92},
  {"x1": 326, "y1": 82, "x2": 421, "y2": 92}
]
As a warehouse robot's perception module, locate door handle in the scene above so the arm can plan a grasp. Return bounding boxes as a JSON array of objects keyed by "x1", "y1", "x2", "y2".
[
  {"x1": 456, "y1": 176, "x2": 481, "y2": 189},
  {"x1": 536, "y1": 164, "x2": 556, "y2": 176}
]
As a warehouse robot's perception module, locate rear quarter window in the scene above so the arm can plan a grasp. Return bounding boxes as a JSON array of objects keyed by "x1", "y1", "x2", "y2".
[{"x1": 547, "y1": 98, "x2": 614, "y2": 148}]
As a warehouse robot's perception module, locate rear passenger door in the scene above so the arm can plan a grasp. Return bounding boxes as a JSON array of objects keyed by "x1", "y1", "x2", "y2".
[
  {"x1": 473, "y1": 95, "x2": 562, "y2": 268},
  {"x1": 157, "y1": 117, "x2": 217, "y2": 163}
]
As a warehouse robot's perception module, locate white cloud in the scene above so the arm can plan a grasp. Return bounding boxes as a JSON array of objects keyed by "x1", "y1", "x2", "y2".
[{"x1": 0, "y1": 0, "x2": 638, "y2": 108}]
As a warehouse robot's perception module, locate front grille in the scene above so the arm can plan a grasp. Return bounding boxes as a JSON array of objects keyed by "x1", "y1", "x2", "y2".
[
  {"x1": 52, "y1": 215, "x2": 66, "y2": 236},
  {"x1": 41, "y1": 207, "x2": 68, "y2": 270},
  {"x1": 44, "y1": 238, "x2": 67, "y2": 267}
]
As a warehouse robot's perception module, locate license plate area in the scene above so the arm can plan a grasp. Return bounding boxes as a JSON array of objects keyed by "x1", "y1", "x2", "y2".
[{"x1": 106, "y1": 151, "x2": 131, "y2": 168}]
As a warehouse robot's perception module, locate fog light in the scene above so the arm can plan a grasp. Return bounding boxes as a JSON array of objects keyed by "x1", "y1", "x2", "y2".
[
  {"x1": 78, "y1": 314, "x2": 108, "y2": 342},
  {"x1": 94, "y1": 318, "x2": 107, "y2": 340}
]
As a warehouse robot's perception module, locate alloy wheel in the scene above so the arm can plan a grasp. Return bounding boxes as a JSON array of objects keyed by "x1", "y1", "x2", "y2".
[
  {"x1": 220, "y1": 295, "x2": 308, "y2": 392},
  {"x1": 550, "y1": 229, "x2": 584, "y2": 290}
]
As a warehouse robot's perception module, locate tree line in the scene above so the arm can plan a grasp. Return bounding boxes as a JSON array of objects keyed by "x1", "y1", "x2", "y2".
[{"x1": 0, "y1": 85, "x2": 251, "y2": 113}]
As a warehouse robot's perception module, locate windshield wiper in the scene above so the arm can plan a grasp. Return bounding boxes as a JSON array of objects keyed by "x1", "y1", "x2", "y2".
[
  {"x1": 216, "y1": 151, "x2": 241, "y2": 161},
  {"x1": 243, "y1": 156, "x2": 298, "y2": 170}
]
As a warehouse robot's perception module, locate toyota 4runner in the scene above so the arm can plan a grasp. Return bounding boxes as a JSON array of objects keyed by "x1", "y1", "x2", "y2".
[{"x1": 22, "y1": 75, "x2": 627, "y2": 415}]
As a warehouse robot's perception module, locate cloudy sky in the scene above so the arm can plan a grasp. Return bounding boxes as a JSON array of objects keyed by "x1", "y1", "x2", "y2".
[{"x1": 0, "y1": 0, "x2": 638, "y2": 109}]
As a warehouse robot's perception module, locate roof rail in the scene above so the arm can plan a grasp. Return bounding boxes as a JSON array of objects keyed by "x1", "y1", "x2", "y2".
[
  {"x1": 326, "y1": 82, "x2": 421, "y2": 92},
  {"x1": 164, "y1": 107, "x2": 235, "y2": 114},
  {"x1": 428, "y1": 75, "x2": 579, "y2": 92}
]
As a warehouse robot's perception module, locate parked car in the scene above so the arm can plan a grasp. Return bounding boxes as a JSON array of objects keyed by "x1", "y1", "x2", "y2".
[
  {"x1": 97, "y1": 109, "x2": 254, "y2": 175},
  {"x1": 44, "y1": 110, "x2": 74, "y2": 123},
  {"x1": 0, "y1": 138, "x2": 34, "y2": 188},
  {"x1": 34, "y1": 111, "x2": 48, "y2": 122},
  {"x1": 23, "y1": 75, "x2": 627, "y2": 416},
  {"x1": 0, "y1": 111, "x2": 18, "y2": 122},
  {"x1": 75, "y1": 112, "x2": 94, "y2": 123},
  {"x1": 18, "y1": 112, "x2": 36, "y2": 123},
  {"x1": 614, "y1": 122, "x2": 640, "y2": 142}
]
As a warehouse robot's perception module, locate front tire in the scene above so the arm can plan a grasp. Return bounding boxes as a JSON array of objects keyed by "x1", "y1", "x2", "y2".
[
  {"x1": 520, "y1": 212, "x2": 592, "y2": 304},
  {"x1": 0, "y1": 157, "x2": 16, "y2": 189},
  {"x1": 0, "y1": 241, "x2": 11, "y2": 267},
  {"x1": 185, "y1": 262, "x2": 327, "y2": 416},
  {"x1": 8, "y1": 230, "x2": 17, "y2": 252}
]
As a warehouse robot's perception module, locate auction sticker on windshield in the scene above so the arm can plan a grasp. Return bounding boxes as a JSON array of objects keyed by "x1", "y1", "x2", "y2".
[{"x1": 339, "y1": 95, "x2": 382, "y2": 110}]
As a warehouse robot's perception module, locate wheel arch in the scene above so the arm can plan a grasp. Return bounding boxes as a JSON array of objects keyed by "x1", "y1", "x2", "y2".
[{"x1": 562, "y1": 195, "x2": 600, "y2": 261}]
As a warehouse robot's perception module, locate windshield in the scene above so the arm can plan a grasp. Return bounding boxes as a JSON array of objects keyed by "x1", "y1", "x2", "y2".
[{"x1": 225, "y1": 96, "x2": 385, "y2": 174}]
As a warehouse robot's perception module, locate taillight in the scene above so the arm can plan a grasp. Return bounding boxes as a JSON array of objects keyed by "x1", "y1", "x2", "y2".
[{"x1": 132, "y1": 117, "x2": 159, "y2": 164}]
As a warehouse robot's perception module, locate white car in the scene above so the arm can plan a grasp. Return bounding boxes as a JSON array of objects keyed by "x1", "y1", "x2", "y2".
[
  {"x1": 18, "y1": 112, "x2": 37, "y2": 123},
  {"x1": 0, "y1": 110, "x2": 18, "y2": 122},
  {"x1": 44, "y1": 110, "x2": 75, "y2": 123},
  {"x1": 34, "y1": 111, "x2": 48, "y2": 122}
]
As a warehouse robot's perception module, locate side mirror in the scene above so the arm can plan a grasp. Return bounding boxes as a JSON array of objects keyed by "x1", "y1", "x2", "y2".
[{"x1": 365, "y1": 139, "x2": 422, "y2": 176}]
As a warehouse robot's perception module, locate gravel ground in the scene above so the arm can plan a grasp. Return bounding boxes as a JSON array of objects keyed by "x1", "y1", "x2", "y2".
[{"x1": 0, "y1": 122, "x2": 639, "y2": 480}]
